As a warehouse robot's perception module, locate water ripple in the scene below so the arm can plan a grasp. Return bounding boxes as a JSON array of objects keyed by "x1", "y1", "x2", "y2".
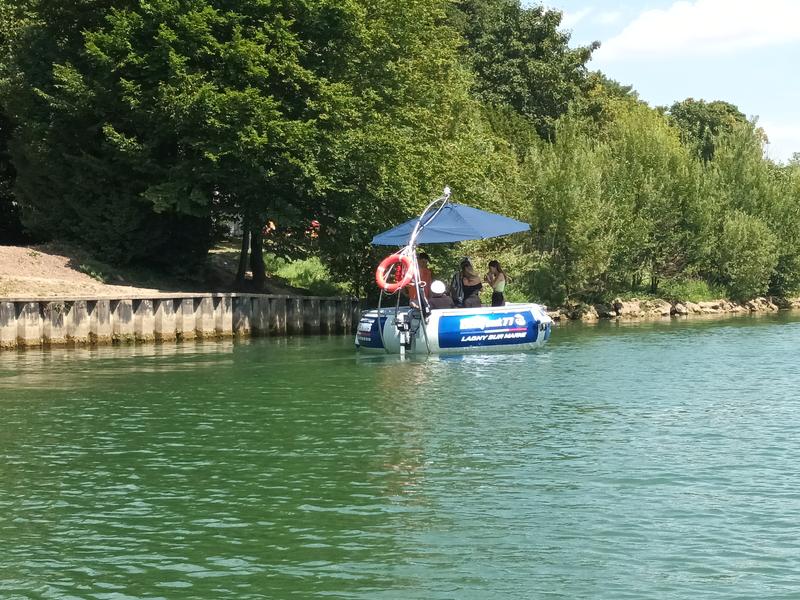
[{"x1": 1, "y1": 316, "x2": 800, "y2": 598}]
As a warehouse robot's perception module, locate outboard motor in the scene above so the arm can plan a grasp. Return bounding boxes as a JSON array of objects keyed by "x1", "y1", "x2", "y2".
[{"x1": 395, "y1": 311, "x2": 413, "y2": 357}]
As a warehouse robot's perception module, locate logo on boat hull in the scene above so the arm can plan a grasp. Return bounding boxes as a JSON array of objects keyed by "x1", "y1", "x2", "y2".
[{"x1": 438, "y1": 311, "x2": 537, "y2": 348}]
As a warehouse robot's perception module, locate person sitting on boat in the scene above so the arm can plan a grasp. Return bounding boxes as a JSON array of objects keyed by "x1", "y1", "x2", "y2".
[
  {"x1": 449, "y1": 267, "x2": 464, "y2": 307},
  {"x1": 485, "y1": 260, "x2": 507, "y2": 307},
  {"x1": 461, "y1": 258, "x2": 483, "y2": 308},
  {"x1": 406, "y1": 252, "x2": 432, "y2": 304},
  {"x1": 428, "y1": 280, "x2": 454, "y2": 309}
]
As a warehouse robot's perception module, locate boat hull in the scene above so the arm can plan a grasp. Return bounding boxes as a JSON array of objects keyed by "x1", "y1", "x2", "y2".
[{"x1": 355, "y1": 303, "x2": 552, "y2": 354}]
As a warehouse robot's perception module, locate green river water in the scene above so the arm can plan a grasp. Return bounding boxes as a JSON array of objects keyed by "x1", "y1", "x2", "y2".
[{"x1": 1, "y1": 314, "x2": 800, "y2": 599}]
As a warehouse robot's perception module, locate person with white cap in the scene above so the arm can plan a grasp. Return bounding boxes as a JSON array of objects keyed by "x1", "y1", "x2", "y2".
[{"x1": 428, "y1": 280, "x2": 454, "y2": 309}]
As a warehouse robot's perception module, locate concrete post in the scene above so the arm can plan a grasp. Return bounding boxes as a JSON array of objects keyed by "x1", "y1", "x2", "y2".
[
  {"x1": 269, "y1": 296, "x2": 287, "y2": 335},
  {"x1": 288, "y1": 297, "x2": 303, "y2": 335},
  {"x1": 196, "y1": 297, "x2": 215, "y2": 338},
  {"x1": 90, "y1": 300, "x2": 113, "y2": 345},
  {"x1": 304, "y1": 298, "x2": 321, "y2": 334},
  {"x1": 176, "y1": 299, "x2": 196, "y2": 340},
  {"x1": 250, "y1": 296, "x2": 268, "y2": 335},
  {"x1": 232, "y1": 295, "x2": 252, "y2": 336},
  {"x1": 214, "y1": 295, "x2": 233, "y2": 337},
  {"x1": 133, "y1": 299, "x2": 155, "y2": 343},
  {"x1": 16, "y1": 302, "x2": 42, "y2": 347},
  {"x1": 154, "y1": 298, "x2": 177, "y2": 342},
  {"x1": 320, "y1": 299, "x2": 336, "y2": 334},
  {"x1": 112, "y1": 299, "x2": 135, "y2": 343},
  {"x1": 42, "y1": 301, "x2": 68, "y2": 346},
  {"x1": 0, "y1": 301, "x2": 16, "y2": 349},
  {"x1": 66, "y1": 300, "x2": 90, "y2": 345},
  {"x1": 335, "y1": 299, "x2": 351, "y2": 334}
]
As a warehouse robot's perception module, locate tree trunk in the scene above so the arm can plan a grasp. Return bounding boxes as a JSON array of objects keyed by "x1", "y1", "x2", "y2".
[
  {"x1": 250, "y1": 225, "x2": 266, "y2": 290},
  {"x1": 235, "y1": 217, "x2": 251, "y2": 285},
  {"x1": 650, "y1": 257, "x2": 659, "y2": 294}
]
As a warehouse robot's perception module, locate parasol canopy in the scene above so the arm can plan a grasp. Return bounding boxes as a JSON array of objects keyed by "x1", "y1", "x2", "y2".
[{"x1": 371, "y1": 203, "x2": 530, "y2": 246}]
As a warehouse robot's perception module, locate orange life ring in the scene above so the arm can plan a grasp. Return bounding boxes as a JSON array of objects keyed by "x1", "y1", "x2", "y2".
[{"x1": 375, "y1": 254, "x2": 413, "y2": 293}]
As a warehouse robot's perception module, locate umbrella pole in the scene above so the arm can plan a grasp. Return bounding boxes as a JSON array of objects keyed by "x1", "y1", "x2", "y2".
[
  {"x1": 408, "y1": 252, "x2": 431, "y2": 355},
  {"x1": 376, "y1": 188, "x2": 451, "y2": 356},
  {"x1": 406, "y1": 188, "x2": 450, "y2": 355}
]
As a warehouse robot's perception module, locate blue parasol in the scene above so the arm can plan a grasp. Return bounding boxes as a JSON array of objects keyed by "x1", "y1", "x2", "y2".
[{"x1": 371, "y1": 203, "x2": 530, "y2": 246}]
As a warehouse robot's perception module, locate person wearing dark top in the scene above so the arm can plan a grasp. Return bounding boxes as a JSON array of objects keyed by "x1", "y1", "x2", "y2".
[
  {"x1": 449, "y1": 269, "x2": 464, "y2": 306},
  {"x1": 461, "y1": 259, "x2": 483, "y2": 308},
  {"x1": 485, "y1": 260, "x2": 507, "y2": 307},
  {"x1": 428, "y1": 280, "x2": 454, "y2": 309}
]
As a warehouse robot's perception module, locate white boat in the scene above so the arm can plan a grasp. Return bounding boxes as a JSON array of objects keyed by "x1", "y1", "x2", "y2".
[
  {"x1": 356, "y1": 303, "x2": 552, "y2": 354},
  {"x1": 355, "y1": 187, "x2": 553, "y2": 356}
]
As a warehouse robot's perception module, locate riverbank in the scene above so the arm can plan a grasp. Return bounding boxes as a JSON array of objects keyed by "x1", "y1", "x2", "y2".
[
  {"x1": 4, "y1": 243, "x2": 799, "y2": 333},
  {"x1": 549, "y1": 296, "x2": 800, "y2": 322},
  {"x1": 0, "y1": 244, "x2": 356, "y2": 351},
  {"x1": 0, "y1": 293, "x2": 360, "y2": 350},
  {"x1": 0, "y1": 243, "x2": 313, "y2": 298}
]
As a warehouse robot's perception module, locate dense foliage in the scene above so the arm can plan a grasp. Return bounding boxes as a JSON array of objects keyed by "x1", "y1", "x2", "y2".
[
  {"x1": 0, "y1": 0, "x2": 798, "y2": 301},
  {"x1": 0, "y1": 109, "x2": 24, "y2": 244},
  {"x1": 487, "y1": 99, "x2": 800, "y2": 304},
  {"x1": 0, "y1": 4, "x2": 24, "y2": 243},
  {"x1": 667, "y1": 98, "x2": 748, "y2": 162},
  {"x1": 450, "y1": 0, "x2": 597, "y2": 138}
]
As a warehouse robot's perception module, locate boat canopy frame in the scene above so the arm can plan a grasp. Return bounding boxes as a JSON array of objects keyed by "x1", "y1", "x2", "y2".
[{"x1": 374, "y1": 188, "x2": 453, "y2": 354}]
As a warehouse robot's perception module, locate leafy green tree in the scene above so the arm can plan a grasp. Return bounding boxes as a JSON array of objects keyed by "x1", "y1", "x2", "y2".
[
  {"x1": 764, "y1": 161, "x2": 800, "y2": 295},
  {"x1": 4, "y1": 0, "x2": 489, "y2": 292},
  {"x1": 718, "y1": 211, "x2": 779, "y2": 299},
  {"x1": 3, "y1": 0, "x2": 367, "y2": 282},
  {"x1": 520, "y1": 117, "x2": 612, "y2": 303},
  {"x1": 2, "y1": 0, "x2": 796, "y2": 303},
  {"x1": 599, "y1": 101, "x2": 707, "y2": 293},
  {"x1": 451, "y1": 0, "x2": 598, "y2": 138},
  {"x1": 0, "y1": 109, "x2": 25, "y2": 244},
  {"x1": 668, "y1": 98, "x2": 747, "y2": 162},
  {"x1": 574, "y1": 71, "x2": 642, "y2": 134},
  {"x1": 710, "y1": 122, "x2": 776, "y2": 216},
  {"x1": 708, "y1": 122, "x2": 800, "y2": 294},
  {"x1": 4, "y1": 0, "x2": 220, "y2": 270},
  {"x1": 314, "y1": 0, "x2": 494, "y2": 296},
  {"x1": 0, "y1": 1, "x2": 26, "y2": 243}
]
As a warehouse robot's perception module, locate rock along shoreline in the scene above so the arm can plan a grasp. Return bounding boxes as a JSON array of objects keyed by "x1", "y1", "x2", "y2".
[{"x1": 547, "y1": 296, "x2": 800, "y2": 323}]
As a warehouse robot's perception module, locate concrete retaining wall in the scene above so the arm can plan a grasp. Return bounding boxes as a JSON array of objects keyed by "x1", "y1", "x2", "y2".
[{"x1": 0, "y1": 294, "x2": 360, "y2": 350}]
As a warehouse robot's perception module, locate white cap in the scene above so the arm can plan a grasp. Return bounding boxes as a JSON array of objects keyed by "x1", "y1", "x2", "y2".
[{"x1": 430, "y1": 280, "x2": 446, "y2": 295}]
